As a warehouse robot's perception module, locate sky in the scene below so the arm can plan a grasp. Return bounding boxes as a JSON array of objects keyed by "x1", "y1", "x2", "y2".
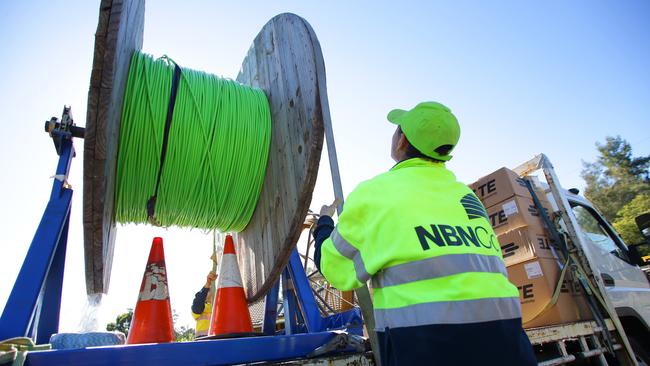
[{"x1": 0, "y1": 0, "x2": 649, "y2": 332}]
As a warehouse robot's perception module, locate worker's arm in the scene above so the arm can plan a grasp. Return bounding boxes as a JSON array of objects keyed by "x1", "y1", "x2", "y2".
[
  {"x1": 312, "y1": 188, "x2": 373, "y2": 291},
  {"x1": 191, "y1": 288, "x2": 209, "y2": 315},
  {"x1": 313, "y1": 215, "x2": 335, "y2": 272},
  {"x1": 191, "y1": 271, "x2": 217, "y2": 316}
]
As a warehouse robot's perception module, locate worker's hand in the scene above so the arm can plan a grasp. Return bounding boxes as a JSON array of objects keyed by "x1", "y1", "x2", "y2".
[
  {"x1": 319, "y1": 199, "x2": 340, "y2": 217},
  {"x1": 210, "y1": 253, "x2": 217, "y2": 263},
  {"x1": 204, "y1": 271, "x2": 217, "y2": 288},
  {"x1": 207, "y1": 271, "x2": 217, "y2": 282}
]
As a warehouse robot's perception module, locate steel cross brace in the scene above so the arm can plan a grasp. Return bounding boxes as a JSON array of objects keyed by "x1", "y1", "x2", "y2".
[
  {"x1": 262, "y1": 249, "x2": 363, "y2": 336},
  {"x1": 0, "y1": 128, "x2": 76, "y2": 343}
]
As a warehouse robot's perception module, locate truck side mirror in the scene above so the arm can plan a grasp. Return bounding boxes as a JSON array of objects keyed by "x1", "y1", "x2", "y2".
[
  {"x1": 635, "y1": 213, "x2": 650, "y2": 243},
  {"x1": 627, "y1": 244, "x2": 648, "y2": 266}
]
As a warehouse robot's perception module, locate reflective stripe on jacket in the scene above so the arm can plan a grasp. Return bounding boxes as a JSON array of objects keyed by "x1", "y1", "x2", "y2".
[
  {"x1": 193, "y1": 302, "x2": 212, "y2": 337},
  {"x1": 319, "y1": 158, "x2": 521, "y2": 330}
]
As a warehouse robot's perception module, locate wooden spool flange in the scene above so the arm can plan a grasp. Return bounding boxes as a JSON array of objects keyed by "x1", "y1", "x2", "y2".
[
  {"x1": 235, "y1": 14, "x2": 327, "y2": 301},
  {"x1": 84, "y1": 0, "x2": 327, "y2": 302},
  {"x1": 84, "y1": 0, "x2": 145, "y2": 294}
]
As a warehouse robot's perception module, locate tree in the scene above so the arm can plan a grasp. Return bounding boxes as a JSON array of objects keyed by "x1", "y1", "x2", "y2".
[
  {"x1": 581, "y1": 136, "x2": 650, "y2": 221},
  {"x1": 106, "y1": 308, "x2": 133, "y2": 337},
  {"x1": 172, "y1": 310, "x2": 195, "y2": 342},
  {"x1": 613, "y1": 193, "x2": 650, "y2": 245},
  {"x1": 581, "y1": 136, "x2": 650, "y2": 247},
  {"x1": 174, "y1": 325, "x2": 195, "y2": 342}
]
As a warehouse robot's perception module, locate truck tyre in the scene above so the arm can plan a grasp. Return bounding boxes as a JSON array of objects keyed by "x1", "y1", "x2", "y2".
[{"x1": 630, "y1": 336, "x2": 650, "y2": 366}]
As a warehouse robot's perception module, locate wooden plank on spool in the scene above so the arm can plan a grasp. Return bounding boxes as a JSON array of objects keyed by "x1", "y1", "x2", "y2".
[
  {"x1": 236, "y1": 13, "x2": 325, "y2": 302},
  {"x1": 83, "y1": 0, "x2": 144, "y2": 294}
]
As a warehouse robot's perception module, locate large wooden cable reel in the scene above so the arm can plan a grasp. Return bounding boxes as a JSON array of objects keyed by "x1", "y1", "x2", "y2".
[{"x1": 84, "y1": 0, "x2": 327, "y2": 302}]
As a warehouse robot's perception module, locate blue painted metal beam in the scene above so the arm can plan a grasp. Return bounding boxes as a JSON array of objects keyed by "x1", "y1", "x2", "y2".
[
  {"x1": 0, "y1": 136, "x2": 74, "y2": 341},
  {"x1": 262, "y1": 281, "x2": 280, "y2": 335},
  {"x1": 25, "y1": 332, "x2": 349, "y2": 366},
  {"x1": 321, "y1": 308, "x2": 364, "y2": 335},
  {"x1": 36, "y1": 214, "x2": 70, "y2": 344},
  {"x1": 281, "y1": 269, "x2": 298, "y2": 335},
  {"x1": 286, "y1": 249, "x2": 324, "y2": 332},
  {"x1": 283, "y1": 248, "x2": 364, "y2": 335}
]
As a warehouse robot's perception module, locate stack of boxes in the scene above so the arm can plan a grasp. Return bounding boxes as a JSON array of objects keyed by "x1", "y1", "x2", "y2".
[{"x1": 469, "y1": 168, "x2": 591, "y2": 328}]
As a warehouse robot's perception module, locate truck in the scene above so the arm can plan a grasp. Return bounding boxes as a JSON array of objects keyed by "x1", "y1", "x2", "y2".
[{"x1": 496, "y1": 154, "x2": 650, "y2": 365}]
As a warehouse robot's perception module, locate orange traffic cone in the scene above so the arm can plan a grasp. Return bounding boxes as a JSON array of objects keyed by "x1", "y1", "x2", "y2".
[
  {"x1": 209, "y1": 234, "x2": 253, "y2": 336},
  {"x1": 127, "y1": 237, "x2": 175, "y2": 344}
]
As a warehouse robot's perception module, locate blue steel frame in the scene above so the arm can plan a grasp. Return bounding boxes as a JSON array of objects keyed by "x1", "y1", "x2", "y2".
[
  {"x1": 24, "y1": 249, "x2": 363, "y2": 365},
  {"x1": 5, "y1": 114, "x2": 365, "y2": 364},
  {"x1": 261, "y1": 248, "x2": 364, "y2": 337},
  {"x1": 262, "y1": 249, "x2": 363, "y2": 336},
  {"x1": 0, "y1": 130, "x2": 75, "y2": 342}
]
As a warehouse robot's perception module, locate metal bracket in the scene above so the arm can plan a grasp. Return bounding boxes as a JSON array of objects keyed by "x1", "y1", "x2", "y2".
[
  {"x1": 44, "y1": 106, "x2": 85, "y2": 155},
  {"x1": 307, "y1": 331, "x2": 366, "y2": 357}
]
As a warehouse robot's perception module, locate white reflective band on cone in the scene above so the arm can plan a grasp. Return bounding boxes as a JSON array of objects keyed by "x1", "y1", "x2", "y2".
[{"x1": 217, "y1": 253, "x2": 244, "y2": 288}]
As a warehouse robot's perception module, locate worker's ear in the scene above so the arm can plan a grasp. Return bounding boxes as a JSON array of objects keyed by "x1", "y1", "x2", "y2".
[{"x1": 397, "y1": 131, "x2": 410, "y2": 152}]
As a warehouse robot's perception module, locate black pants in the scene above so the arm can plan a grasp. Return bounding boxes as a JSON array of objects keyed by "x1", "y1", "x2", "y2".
[{"x1": 375, "y1": 318, "x2": 537, "y2": 366}]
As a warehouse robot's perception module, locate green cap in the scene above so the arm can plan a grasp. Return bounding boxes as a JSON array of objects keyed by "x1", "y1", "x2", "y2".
[{"x1": 387, "y1": 101, "x2": 460, "y2": 161}]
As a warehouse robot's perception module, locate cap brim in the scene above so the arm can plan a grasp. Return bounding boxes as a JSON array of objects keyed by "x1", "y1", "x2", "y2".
[{"x1": 387, "y1": 109, "x2": 406, "y2": 124}]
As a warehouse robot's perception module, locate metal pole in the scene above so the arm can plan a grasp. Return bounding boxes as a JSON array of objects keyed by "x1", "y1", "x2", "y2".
[
  {"x1": 305, "y1": 17, "x2": 381, "y2": 360},
  {"x1": 321, "y1": 100, "x2": 381, "y2": 365}
]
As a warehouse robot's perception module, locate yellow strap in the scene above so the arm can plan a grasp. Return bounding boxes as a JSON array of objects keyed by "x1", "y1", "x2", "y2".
[
  {"x1": 522, "y1": 257, "x2": 572, "y2": 324},
  {"x1": 0, "y1": 337, "x2": 49, "y2": 351},
  {"x1": 0, "y1": 349, "x2": 17, "y2": 365},
  {"x1": 0, "y1": 337, "x2": 51, "y2": 366}
]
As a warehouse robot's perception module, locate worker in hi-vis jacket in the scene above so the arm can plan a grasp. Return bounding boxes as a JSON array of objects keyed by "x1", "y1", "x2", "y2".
[
  {"x1": 191, "y1": 271, "x2": 217, "y2": 338},
  {"x1": 313, "y1": 101, "x2": 536, "y2": 365}
]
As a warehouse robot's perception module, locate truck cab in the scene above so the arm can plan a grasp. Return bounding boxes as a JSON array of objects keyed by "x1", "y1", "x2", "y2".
[{"x1": 563, "y1": 190, "x2": 650, "y2": 361}]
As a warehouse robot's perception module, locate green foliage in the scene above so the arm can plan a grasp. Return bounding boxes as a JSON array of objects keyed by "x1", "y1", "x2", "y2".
[
  {"x1": 581, "y1": 136, "x2": 650, "y2": 221},
  {"x1": 172, "y1": 309, "x2": 195, "y2": 342},
  {"x1": 106, "y1": 308, "x2": 133, "y2": 337},
  {"x1": 581, "y1": 136, "x2": 650, "y2": 250},
  {"x1": 174, "y1": 325, "x2": 195, "y2": 342},
  {"x1": 613, "y1": 193, "x2": 650, "y2": 246}
]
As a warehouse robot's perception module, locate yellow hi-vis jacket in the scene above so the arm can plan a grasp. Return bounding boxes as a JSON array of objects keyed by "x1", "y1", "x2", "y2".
[
  {"x1": 192, "y1": 302, "x2": 212, "y2": 337},
  {"x1": 320, "y1": 158, "x2": 521, "y2": 330}
]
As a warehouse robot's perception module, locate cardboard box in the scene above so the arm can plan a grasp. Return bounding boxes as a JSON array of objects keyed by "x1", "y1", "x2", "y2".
[
  {"x1": 507, "y1": 258, "x2": 592, "y2": 328},
  {"x1": 498, "y1": 225, "x2": 556, "y2": 266},
  {"x1": 469, "y1": 167, "x2": 532, "y2": 208},
  {"x1": 486, "y1": 195, "x2": 551, "y2": 236}
]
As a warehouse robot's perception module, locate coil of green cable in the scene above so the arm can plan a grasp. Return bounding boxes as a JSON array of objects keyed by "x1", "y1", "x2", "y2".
[{"x1": 114, "y1": 51, "x2": 271, "y2": 232}]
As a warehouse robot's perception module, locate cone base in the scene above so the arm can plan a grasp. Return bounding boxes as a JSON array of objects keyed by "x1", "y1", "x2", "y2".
[
  {"x1": 209, "y1": 287, "x2": 254, "y2": 336},
  {"x1": 127, "y1": 300, "x2": 175, "y2": 344}
]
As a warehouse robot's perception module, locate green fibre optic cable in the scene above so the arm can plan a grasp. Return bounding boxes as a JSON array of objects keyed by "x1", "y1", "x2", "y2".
[{"x1": 115, "y1": 51, "x2": 271, "y2": 232}]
